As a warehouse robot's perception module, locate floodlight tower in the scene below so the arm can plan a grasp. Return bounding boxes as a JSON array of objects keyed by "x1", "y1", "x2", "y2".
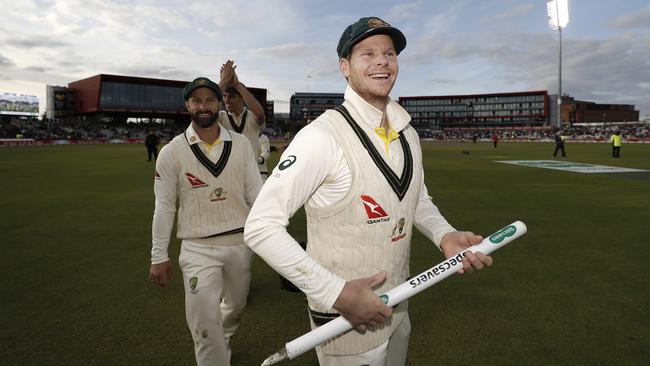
[{"x1": 547, "y1": 0, "x2": 569, "y2": 129}]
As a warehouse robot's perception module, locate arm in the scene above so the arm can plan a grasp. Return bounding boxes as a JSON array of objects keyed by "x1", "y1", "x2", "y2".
[
  {"x1": 242, "y1": 136, "x2": 263, "y2": 207},
  {"x1": 244, "y1": 125, "x2": 344, "y2": 307},
  {"x1": 258, "y1": 134, "x2": 270, "y2": 165},
  {"x1": 220, "y1": 60, "x2": 266, "y2": 125},
  {"x1": 149, "y1": 144, "x2": 178, "y2": 287}
]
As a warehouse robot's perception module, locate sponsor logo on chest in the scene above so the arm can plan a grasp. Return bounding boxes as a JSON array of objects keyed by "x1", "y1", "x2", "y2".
[
  {"x1": 185, "y1": 172, "x2": 208, "y2": 188},
  {"x1": 391, "y1": 217, "x2": 407, "y2": 242},
  {"x1": 189, "y1": 276, "x2": 199, "y2": 295},
  {"x1": 210, "y1": 187, "x2": 227, "y2": 202},
  {"x1": 361, "y1": 195, "x2": 391, "y2": 225}
]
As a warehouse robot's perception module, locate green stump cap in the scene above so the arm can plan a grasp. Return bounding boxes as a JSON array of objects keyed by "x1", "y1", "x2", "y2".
[
  {"x1": 183, "y1": 77, "x2": 223, "y2": 101},
  {"x1": 337, "y1": 16, "x2": 406, "y2": 58}
]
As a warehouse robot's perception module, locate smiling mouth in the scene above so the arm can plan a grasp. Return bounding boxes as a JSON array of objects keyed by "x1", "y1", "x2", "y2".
[{"x1": 369, "y1": 73, "x2": 390, "y2": 80}]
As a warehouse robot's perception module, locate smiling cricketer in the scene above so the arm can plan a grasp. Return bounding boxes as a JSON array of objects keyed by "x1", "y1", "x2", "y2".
[{"x1": 244, "y1": 16, "x2": 494, "y2": 366}]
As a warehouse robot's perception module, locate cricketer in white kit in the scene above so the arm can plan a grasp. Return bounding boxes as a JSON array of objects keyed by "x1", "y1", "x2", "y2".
[
  {"x1": 149, "y1": 76, "x2": 262, "y2": 366},
  {"x1": 258, "y1": 132, "x2": 271, "y2": 182},
  {"x1": 244, "y1": 16, "x2": 495, "y2": 366},
  {"x1": 220, "y1": 59, "x2": 267, "y2": 175}
]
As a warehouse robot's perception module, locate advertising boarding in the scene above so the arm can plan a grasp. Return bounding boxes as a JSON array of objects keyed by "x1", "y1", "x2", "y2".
[{"x1": 0, "y1": 92, "x2": 39, "y2": 116}]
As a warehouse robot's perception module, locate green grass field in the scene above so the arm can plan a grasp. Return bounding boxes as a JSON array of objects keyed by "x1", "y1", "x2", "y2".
[{"x1": 1, "y1": 141, "x2": 649, "y2": 365}]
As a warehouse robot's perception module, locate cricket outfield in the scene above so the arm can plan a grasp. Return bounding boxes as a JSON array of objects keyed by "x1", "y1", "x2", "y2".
[{"x1": 1, "y1": 141, "x2": 648, "y2": 365}]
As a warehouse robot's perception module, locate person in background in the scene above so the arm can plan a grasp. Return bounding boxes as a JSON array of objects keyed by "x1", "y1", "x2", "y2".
[
  {"x1": 220, "y1": 60, "x2": 266, "y2": 165},
  {"x1": 258, "y1": 132, "x2": 270, "y2": 181},
  {"x1": 611, "y1": 130, "x2": 622, "y2": 158},
  {"x1": 552, "y1": 129, "x2": 566, "y2": 158},
  {"x1": 149, "y1": 76, "x2": 262, "y2": 366},
  {"x1": 145, "y1": 129, "x2": 160, "y2": 161}
]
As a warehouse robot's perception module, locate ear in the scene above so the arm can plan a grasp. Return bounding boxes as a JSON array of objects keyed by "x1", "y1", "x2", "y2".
[
  {"x1": 339, "y1": 58, "x2": 350, "y2": 78},
  {"x1": 185, "y1": 101, "x2": 190, "y2": 110}
]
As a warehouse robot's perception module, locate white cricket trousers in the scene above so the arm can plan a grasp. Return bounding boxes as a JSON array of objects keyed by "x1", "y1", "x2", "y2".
[
  {"x1": 179, "y1": 239, "x2": 253, "y2": 366},
  {"x1": 316, "y1": 314, "x2": 411, "y2": 366}
]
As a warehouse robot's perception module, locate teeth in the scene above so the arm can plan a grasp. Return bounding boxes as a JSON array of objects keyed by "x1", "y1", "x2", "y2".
[{"x1": 371, "y1": 74, "x2": 389, "y2": 79}]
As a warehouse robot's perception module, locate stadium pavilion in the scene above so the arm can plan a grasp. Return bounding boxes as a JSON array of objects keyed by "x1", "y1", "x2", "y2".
[{"x1": 47, "y1": 74, "x2": 268, "y2": 126}]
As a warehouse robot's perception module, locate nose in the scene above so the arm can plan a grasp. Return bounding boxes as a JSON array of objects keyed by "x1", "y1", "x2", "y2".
[{"x1": 375, "y1": 54, "x2": 388, "y2": 66}]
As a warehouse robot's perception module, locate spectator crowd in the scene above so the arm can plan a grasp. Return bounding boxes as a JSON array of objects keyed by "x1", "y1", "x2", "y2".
[
  {"x1": 424, "y1": 123, "x2": 650, "y2": 142},
  {"x1": 2, "y1": 117, "x2": 649, "y2": 143},
  {"x1": 0, "y1": 117, "x2": 182, "y2": 142}
]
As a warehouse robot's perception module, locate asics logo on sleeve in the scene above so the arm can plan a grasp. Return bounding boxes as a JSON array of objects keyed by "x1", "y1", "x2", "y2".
[{"x1": 278, "y1": 155, "x2": 297, "y2": 170}]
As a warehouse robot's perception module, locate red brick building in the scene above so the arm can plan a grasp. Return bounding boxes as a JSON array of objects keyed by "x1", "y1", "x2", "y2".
[
  {"x1": 561, "y1": 96, "x2": 639, "y2": 124},
  {"x1": 51, "y1": 74, "x2": 267, "y2": 124}
]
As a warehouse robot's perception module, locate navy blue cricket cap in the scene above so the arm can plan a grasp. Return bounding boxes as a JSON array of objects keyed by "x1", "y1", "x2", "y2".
[
  {"x1": 183, "y1": 77, "x2": 223, "y2": 101},
  {"x1": 337, "y1": 16, "x2": 407, "y2": 58}
]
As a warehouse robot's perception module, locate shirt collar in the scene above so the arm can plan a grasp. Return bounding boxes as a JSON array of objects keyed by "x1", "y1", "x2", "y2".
[
  {"x1": 227, "y1": 107, "x2": 248, "y2": 119},
  {"x1": 343, "y1": 85, "x2": 411, "y2": 132},
  {"x1": 185, "y1": 123, "x2": 232, "y2": 145}
]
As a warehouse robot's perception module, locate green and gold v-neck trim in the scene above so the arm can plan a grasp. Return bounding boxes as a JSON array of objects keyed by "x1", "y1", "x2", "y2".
[
  {"x1": 334, "y1": 105, "x2": 413, "y2": 201},
  {"x1": 227, "y1": 110, "x2": 248, "y2": 134},
  {"x1": 184, "y1": 132, "x2": 232, "y2": 178}
]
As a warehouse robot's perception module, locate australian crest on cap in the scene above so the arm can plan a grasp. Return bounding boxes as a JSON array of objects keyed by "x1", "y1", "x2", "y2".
[
  {"x1": 197, "y1": 78, "x2": 208, "y2": 84},
  {"x1": 368, "y1": 17, "x2": 388, "y2": 28}
]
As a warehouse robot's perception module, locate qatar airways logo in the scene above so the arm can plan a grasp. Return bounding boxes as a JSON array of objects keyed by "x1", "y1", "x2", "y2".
[{"x1": 361, "y1": 195, "x2": 390, "y2": 224}]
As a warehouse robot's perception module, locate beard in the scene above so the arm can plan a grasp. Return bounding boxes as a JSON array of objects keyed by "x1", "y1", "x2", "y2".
[{"x1": 192, "y1": 110, "x2": 219, "y2": 128}]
